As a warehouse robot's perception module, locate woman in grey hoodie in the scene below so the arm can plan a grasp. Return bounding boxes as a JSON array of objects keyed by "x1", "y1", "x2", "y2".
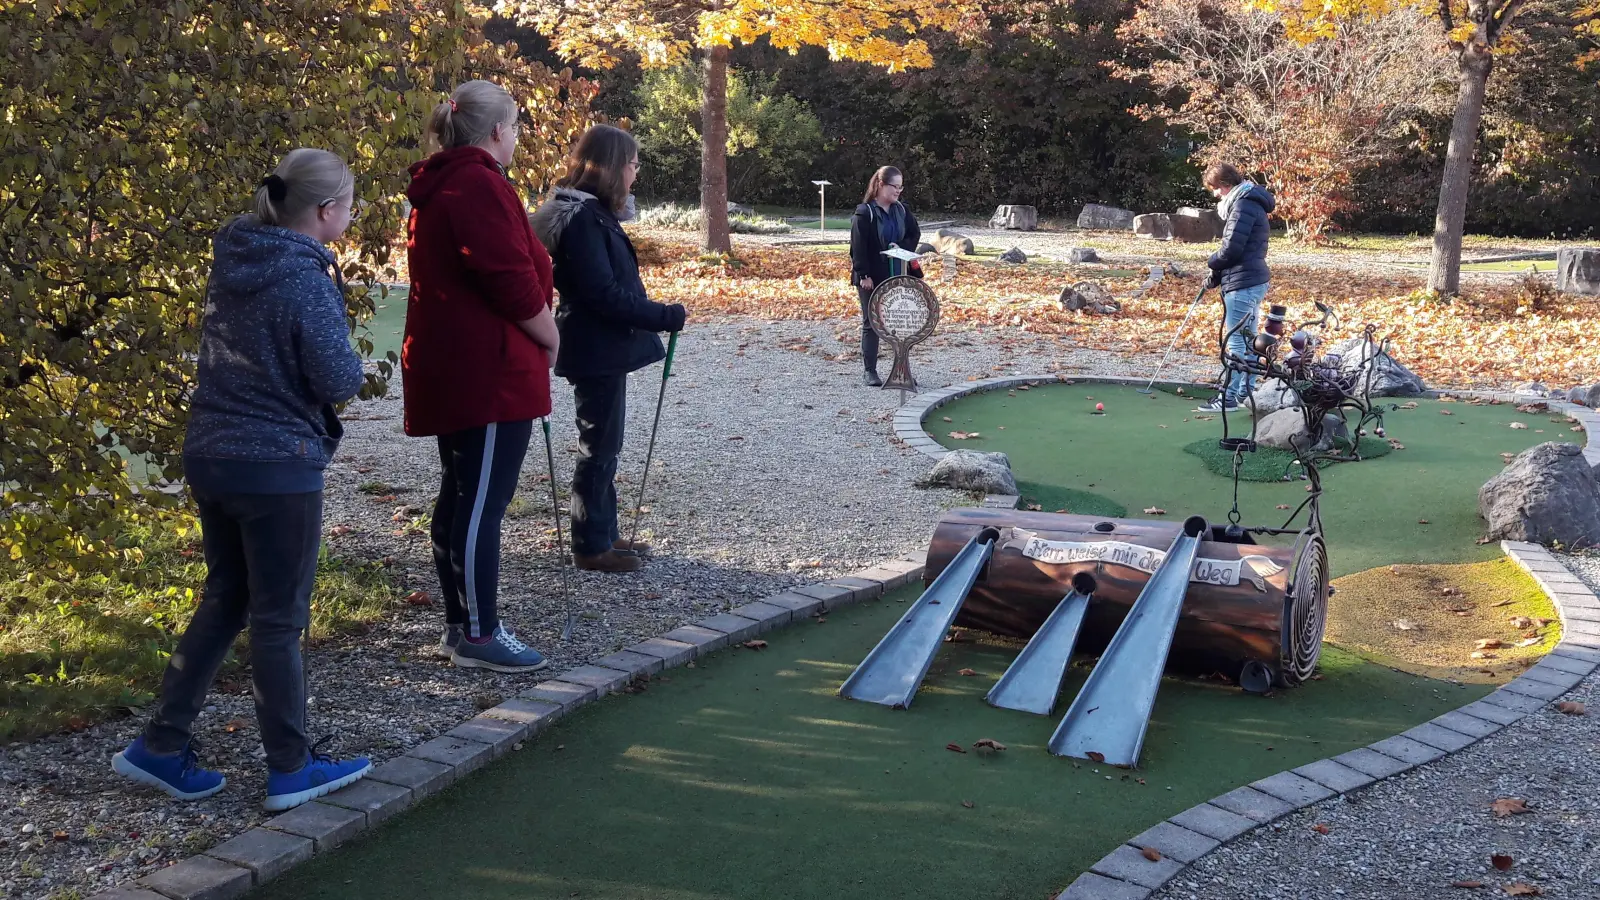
[{"x1": 112, "y1": 149, "x2": 372, "y2": 813}]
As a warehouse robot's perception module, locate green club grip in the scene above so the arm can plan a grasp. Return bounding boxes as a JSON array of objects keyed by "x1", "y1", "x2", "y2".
[
  {"x1": 663, "y1": 331, "x2": 679, "y2": 379},
  {"x1": 542, "y1": 417, "x2": 552, "y2": 438}
]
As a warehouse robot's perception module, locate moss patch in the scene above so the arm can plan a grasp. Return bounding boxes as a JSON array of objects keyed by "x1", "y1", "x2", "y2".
[
  {"x1": 1325, "y1": 558, "x2": 1558, "y2": 683},
  {"x1": 1182, "y1": 433, "x2": 1394, "y2": 482}
]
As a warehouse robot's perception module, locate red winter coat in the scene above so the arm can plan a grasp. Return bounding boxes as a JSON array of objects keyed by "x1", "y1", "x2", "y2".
[{"x1": 402, "y1": 146, "x2": 553, "y2": 437}]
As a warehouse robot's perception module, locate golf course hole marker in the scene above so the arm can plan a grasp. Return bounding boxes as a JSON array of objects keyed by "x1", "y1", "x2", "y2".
[{"x1": 869, "y1": 275, "x2": 939, "y2": 392}]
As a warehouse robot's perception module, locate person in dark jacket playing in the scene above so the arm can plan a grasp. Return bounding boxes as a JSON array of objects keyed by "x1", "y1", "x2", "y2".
[
  {"x1": 113, "y1": 149, "x2": 372, "y2": 812},
  {"x1": 404, "y1": 80, "x2": 560, "y2": 672},
  {"x1": 1199, "y1": 163, "x2": 1277, "y2": 413},
  {"x1": 848, "y1": 166, "x2": 921, "y2": 386},
  {"x1": 531, "y1": 125, "x2": 687, "y2": 573}
]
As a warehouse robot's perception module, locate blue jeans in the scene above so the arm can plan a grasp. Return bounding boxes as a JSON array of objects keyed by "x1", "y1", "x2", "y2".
[{"x1": 1222, "y1": 283, "x2": 1269, "y2": 403}]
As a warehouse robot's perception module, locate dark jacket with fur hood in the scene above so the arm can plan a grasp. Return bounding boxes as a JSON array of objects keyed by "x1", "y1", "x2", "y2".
[{"x1": 530, "y1": 187, "x2": 685, "y2": 380}]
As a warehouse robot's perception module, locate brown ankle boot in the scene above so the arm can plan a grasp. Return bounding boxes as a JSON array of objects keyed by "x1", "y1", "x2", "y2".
[
  {"x1": 613, "y1": 539, "x2": 652, "y2": 555},
  {"x1": 573, "y1": 549, "x2": 643, "y2": 573}
]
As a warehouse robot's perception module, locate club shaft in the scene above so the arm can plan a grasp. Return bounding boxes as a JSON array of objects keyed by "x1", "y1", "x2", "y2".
[
  {"x1": 542, "y1": 418, "x2": 573, "y2": 640},
  {"x1": 630, "y1": 333, "x2": 679, "y2": 548},
  {"x1": 1143, "y1": 285, "x2": 1210, "y2": 390}
]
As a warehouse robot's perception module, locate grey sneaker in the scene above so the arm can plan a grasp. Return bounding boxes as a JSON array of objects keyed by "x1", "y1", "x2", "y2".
[
  {"x1": 435, "y1": 625, "x2": 462, "y2": 660},
  {"x1": 1194, "y1": 397, "x2": 1239, "y2": 413},
  {"x1": 450, "y1": 625, "x2": 549, "y2": 673}
]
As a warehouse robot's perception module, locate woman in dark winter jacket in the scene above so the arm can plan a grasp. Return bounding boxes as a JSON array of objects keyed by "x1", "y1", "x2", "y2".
[
  {"x1": 404, "y1": 80, "x2": 560, "y2": 673},
  {"x1": 113, "y1": 149, "x2": 371, "y2": 812},
  {"x1": 531, "y1": 125, "x2": 687, "y2": 574},
  {"x1": 848, "y1": 166, "x2": 921, "y2": 386},
  {"x1": 1199, "y1": 163, "x2": 1277, "y2": 413}
]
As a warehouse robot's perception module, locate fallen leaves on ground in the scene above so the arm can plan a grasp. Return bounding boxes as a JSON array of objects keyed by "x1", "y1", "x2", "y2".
[
  {"x1": 1492, "y1": 853, "x2": 1516, "y2": 870},
  {"x1": 1276, "y1": 504, "x2": 1292, "y2": 509},
  {"x1": 1143, "y1": 507, "x2": 1167, "y2": 515},
  {"x1": 1140, "y1": 847, "x2": 1162, "y2": 862},
  {"x1": 1490, "y1": 798, "x2": 1530, "y2": 818},
  {"x1": 973, "y1": 738, "x2": 1007, "y2": 752},
  {"x1": 1510, "y1": 616, "x2": 1533, "y2": 628},
  {"x1": 1505, "y1": 884, "x2": 1542, "y2": 896},
  {"x1": 1475, "y1": 638, "x2": 1504, "y2": 650},
  {"x1": 1086, "y1": 751, "x2": 1106, "y2": 763},
  {"x1": 1555, "y1": 701, "x2": 1586, "y2": 715},
  {"x1": 961, "y1": 800, "x2": 975, "y2": 808},
  {"x1": 946, "y1": 742, "x2": 967, "y2": 753},
  {"x1": 741, "y1": 640, "x2": 768, "y2": 650},
  {"x1": 1509, "y1": 421, "x2": 1529, "y2": 429},
  {"x1": 1450, "y1": 880, "x2": 1484, "y2": 889},
  {"x1": 1311, "y1": 823, "x2": 1330, "y2": 834},
  {"x1": 949, "y1": 431, "x2": 981, "y2": 440},
  {"x1": 958, "y1": 667, "x2": 978, "y2": 676},
  {"x1": 403, "y1": 590, "x2": 432, "y2": 606}
]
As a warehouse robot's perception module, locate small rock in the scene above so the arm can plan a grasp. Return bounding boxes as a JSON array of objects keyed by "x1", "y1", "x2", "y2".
[
  {"x1": 1067, "y1": 247, "x2": 1099, "y2": 264},
  {"x1": 998, "y1": 246, "x2": 1028, "y2": 264},
  {"x1": 915, "y1": 450, "x2": 1019, "y2": 495},
  {"x1": 1134, "y1": 213, "x2": 1173, "y2": 240}
]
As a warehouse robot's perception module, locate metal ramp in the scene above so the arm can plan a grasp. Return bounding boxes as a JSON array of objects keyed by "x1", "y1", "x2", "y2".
[
  {"x1": 1047, "y1": 516, "x2": 1209, "y2": 766},
  {"x1": 839, "y1": 527, "x2": 1000, "y2": 709},
  {"x1": 984, "y1": 572, "x2": 1098, "y2": 716}
]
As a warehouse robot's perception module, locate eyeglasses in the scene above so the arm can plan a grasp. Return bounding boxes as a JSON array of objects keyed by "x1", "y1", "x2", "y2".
[
  {"x1": 319, "y1": 197, "x2": 361, "y2": 220},
  {"x1": 886, "y1": 183, "x2": 904, "y2": 190}
]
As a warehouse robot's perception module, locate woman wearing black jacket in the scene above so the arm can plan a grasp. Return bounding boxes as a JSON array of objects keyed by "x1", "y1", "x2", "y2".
[
  {"x1": 530, "y1": 125, "x2": 687, "y2": 573},
  {"x1": 849, "y1": 166, "x2": 921, "y2": 386}
]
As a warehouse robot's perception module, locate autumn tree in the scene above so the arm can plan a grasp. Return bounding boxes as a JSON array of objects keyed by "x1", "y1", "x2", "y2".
[
  {"x1": 1264, "y1": 0, "x2": 1600, "y2": 293},
  {"x1": 1120, "y1": 0, "x2": 1450, "y2": 241},
  {"x1": 501, "y1": 0, "x2": 981, "y2": 253},
  {"x1": 0, "y1": 0, "x2": 594, "y2": 576}
]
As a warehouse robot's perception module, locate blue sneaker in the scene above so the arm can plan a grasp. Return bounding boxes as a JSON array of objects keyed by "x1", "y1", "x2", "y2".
[
  {"x1": 435, "y1": 624, "x2": 462, "y2": 659},
  {"x1": 112, "y1": 737, "x2": 226, "y2": 801},
  {"x1": 265, "y1": 747, "x2": 372, "y2": 812},
  {"x1": 450, "y1": 624, "x2": 549, "y2": 673}
]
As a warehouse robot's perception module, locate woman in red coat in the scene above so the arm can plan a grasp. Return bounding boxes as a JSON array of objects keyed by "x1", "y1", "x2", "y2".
[{"x1": 403, "y1": 80, "x2": 559, "y2": 673}]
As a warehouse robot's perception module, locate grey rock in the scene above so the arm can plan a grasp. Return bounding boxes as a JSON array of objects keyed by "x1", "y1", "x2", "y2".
[
  {"x1": 1556, "y1": 247, "x2": 1600, "y2": 296},
  {"x1": 1570, "y1": 385, "x2": 1589, "y2": 405},
  {"x1": 1077, "y1": 203, "x2": 1136, "y2": 231},
  {"x1": 1479, "y1": 441, "x2": 1600, "y2": 548},
  {"x1": 1585, "y1": 383, "x2": 1600, "y2": 409},
  {"x1": 1067, "y1": 247, "x2": 1100, "y2": 264},
  {"x1": 1322, "y1": 337, "x2": 1427, "y2": 396},
  {"x1": 1059, "y1": 281, "x2": 1120, "y2": 315},
  {"x1": 916, "y1": 449, "x2": 1019, "y2": 495},
  {"x1": 1515, "y1": 381, "x2": 1551, "y2": 397},
  {"x1": 915, "y1": 242, "x2": 936, "y2": 255},
  {"x1": 726, "y1": 201, "x2": 753, "y2": 215},
  {"x1": 1255, "y1": 408, "x2": 1347, "y2": 452},
  {"x1": 998, "y1": 246, "x2": 1028, "y2": 264},
  {"x1": 989, "y1": 204, "x2": 1038, "y2": 231},
  {"x1": 1172, "y1": 207, "x2": 1223, "y2": 242},
  {"x1": 1134, "y1": 213, "x2": 1173, "y2": 240},
  {"x1": 1246, "y1": 378, "x2": 1301, "y2": 416},
  {"x1": 930, "y1": 228, "x2": 975, "y2": 256}
]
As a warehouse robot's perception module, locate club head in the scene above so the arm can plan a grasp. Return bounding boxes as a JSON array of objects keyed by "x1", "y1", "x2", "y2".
[
  {"x1": 561, "y1": 614, "x2": 575, "y2": 642},
  {"x1": 1136, "y1": 387, "x2": 1154, "y2": 395}
]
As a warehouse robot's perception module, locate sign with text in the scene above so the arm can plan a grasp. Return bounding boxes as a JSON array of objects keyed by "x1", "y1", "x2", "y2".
[
  {"x1": 1006, "y1": 529, "x2": 1285, "y2": 592},
  {"x1": 868, "y1": 275, "x2": 939, "y2": 392}
]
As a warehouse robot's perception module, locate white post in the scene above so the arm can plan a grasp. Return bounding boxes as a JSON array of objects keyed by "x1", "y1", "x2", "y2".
[{"x1": 811, "y1": 180, "x2": 831, "y2": 234}]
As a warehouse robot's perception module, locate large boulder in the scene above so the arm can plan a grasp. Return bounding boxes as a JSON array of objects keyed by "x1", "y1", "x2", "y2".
[
  {"x1": 1568, "y1": 385, "x2": 1589, "y2": 405},
  {"x1": 998, "y1": 246, "x2": 1028, "y2": 264},
  {"x1": 1134, "y1": 213, "x2": 1173, "y2": 240},
  {"x1": 990, "y1": 205, "x2": 1039, "y2": 231},
  {"x1": 1323, "y1": 338, "x2": 1427, "y2": 396},
  {"x1": 1078, "y1": 203, "x2": 1136, "y2": 231},
  {"x1": 1067, "y1": 247, "x2": 1100, "y2": 264},
  {"x1": 1256, "y1": 408, "x2": 1348, "y2": 452},
  {"x1": 930, "y1": 228, "x2": 975, "y2": 256},
  {"x1": 917, "y1": 450, "x2": 1019, "y2": 496},
  {"x1": 1246, "y1": 378, "x2": 1302, "y2": 416},
  {"x1": 1585, "y1": 383, "x2": 1600, "y2": 409},
  {"x1": 1479, "y1": 442, "x2": 1600, "y2": 548},
  {"x1": 1059, "y1": 281, "x2": 1120, "y2": 314},
  {"x1": 1172, "y1": 207, "x2": 1224, "y2": 242},
  {"x1": 1556, "y1": 247, "x2": 1600, "y2": 296}
]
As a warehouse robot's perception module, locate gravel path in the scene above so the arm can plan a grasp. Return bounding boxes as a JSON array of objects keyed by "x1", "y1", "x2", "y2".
[
  {"x1": 0, "y1": 318, "x2": 1162, "y2": 900},
  {"x1": 1151, "y1": 551, "x2": 1600, "y2": 900}
]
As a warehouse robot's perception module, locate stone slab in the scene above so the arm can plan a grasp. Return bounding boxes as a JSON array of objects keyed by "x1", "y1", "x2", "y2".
[
  {"x1": 789, "y1": 582, "x2": 857, "y2": 609},
  {"x1": 1519, "y1": 664, "x2": 1586, "y2": 689},
  {"x1": 1500, "y1": 676, "x2": 1571, "y2": 701},
  {"x1": 826, "y1": 576, "x2": 884, "y2": 600},
  {"x1": 624, "y1": 638, "x2": 697, "y2": 668},
  {"x1": 1332, "y1": 748, "x2": 1412, "y2": 779},
  {"x1": 85, "y1": 889, "x2": 170, "y2": 900},
  {"x1": 1292, "y1": 758, "x2": 1376, "y2": 794},
  {"x1": 692, "y1": 613, "x2": 763, "y2": 644},
  {"x1": 480, "y1": 697, "x2": 564, "y2": 735},
  {"x1": 1459, "y1": 699, "x2": 1528, "y2": 725},
  {"x1": 1056, "y1": 872, "x2": 1152, "y2": 900},
  {"x1": 727, "y1": 600, "x2": 792, "y2": 632},
  {"x1": 137, "y1": 855, "x2": 252, "y2": 900},
  {"x1": 1402, "y1": 722, "x2": 1478, "y2": 752},
  {"x1": 1090, "y1": 844, "x2": 1185, "y2": 890},
  {"x1": 1553, "y1": 644, "x2": 1600, "y2": 664},
  {"x1": 1480, "y1": 686, "x2": 1549, "y2": 712},
  {"x1": 1250, "y1": 770, "x2": 1336, "y2": 807},
  {"x1": 853, "y1": 566, "x2": 915, "y2": 590},
  {"x1": 592, "y1": 649, "x2": 665, "y2": 677},
  {"x1": 261, "y1": 801, "x2": 366, "y2": 852},
  {"x1": 1126, "y1": 821, "x2": 1220, "y2": 864},
  {"x1": 445, "y1": 714, "x2": 528, "y2": 757},
  {"x1": 1538, "y1": 653, "x2": 1598, "y2": 676},
  {"x1": 204, "y1": 827, "x2": 312, "y2": 883},
  {"x1": 658, "y1": 625, "x2": 730, "y2": 654},
  {"x1": 318, "y1": 778, "x2": 412, "y2": 827},
  {"x1": 759, "y1": 591, "x2": 825, "y2": 619},
  {"x1": 554, "y1": 665, "x2": 633, "y2": 696},
  {"x1": 1430, "y1": 709, "x2": 1503, "y2": 739},
  {"x1": 1369, "y1": 735, "x2": 1446, "y2": 766},
  {"x1": 1209, "y1": 786, "x2": 1296, "y2": 823},
  {"x1": 517, "y1": 679, "x2": 598, "y2": 711},
  {"x1": 407, "y1": 733, "x2": 498, "y2": 775},
  {"x1": 367, "y1": 755, "x2": 455, "y2": 798},
  {"x1": 1169, "y1": 803, "x2": 1259, "y2": 841}
]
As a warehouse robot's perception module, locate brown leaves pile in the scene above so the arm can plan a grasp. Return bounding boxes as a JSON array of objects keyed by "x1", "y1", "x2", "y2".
[{"x1": 1489, "y1": 798, "x2": 1530, "y2": 818}]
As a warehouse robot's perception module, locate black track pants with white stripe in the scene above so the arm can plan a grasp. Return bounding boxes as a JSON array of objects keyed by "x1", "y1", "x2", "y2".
[{"x1": 431, "y1": 420, "x2": 533, "y2": 639}]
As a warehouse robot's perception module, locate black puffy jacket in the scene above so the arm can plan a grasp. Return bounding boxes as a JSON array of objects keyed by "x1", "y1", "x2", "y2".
[
  {"x1": 1207, "y1": 185, "x2": 1276, "y2": 294},
  {"x1": 530, "y1": 188, "x2": 684, "y2": 380}
]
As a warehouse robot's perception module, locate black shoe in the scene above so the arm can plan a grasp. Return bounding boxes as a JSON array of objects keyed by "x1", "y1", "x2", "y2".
[{"x1": 863, "y1": 371, "x2": 883, "y2": 387}]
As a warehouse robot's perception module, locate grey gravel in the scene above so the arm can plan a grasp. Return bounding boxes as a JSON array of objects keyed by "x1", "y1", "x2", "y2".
[
  {"x1": 0, "y1": 316, "x2": 1159, "y2": 900},
  {"x1": 1151, "y1": 555, "x2": 1600, "y2": 900}
]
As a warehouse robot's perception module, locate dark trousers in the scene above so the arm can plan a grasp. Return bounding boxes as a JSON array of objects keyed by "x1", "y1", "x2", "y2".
[
  {"x1": 857, "y1": 286, "x2": 880, "y2": 374},
  {"x1": 570, "y1": 375, "x2": 627, "y2": 556},
  {"x1": 432, "y1": 421, "x2": 532, "y2": 639},
  {"x1": 144, "y1": 490, "x2": 321, "y2": 773}
]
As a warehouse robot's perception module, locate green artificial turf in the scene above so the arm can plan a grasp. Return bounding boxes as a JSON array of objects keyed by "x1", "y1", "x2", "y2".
[
  {"x1": 936, "y1": 383, "x2": 1558, "y2": 577},
  {"x1": 1181, "y1": 433, "x2": 1393, "y2": 482},
  {"x1": 259, "y1": 585, "x2": 1486, "y2": 900},
  {"x1": 361, "y1": 285, "x2": 407, "y2": 363}
]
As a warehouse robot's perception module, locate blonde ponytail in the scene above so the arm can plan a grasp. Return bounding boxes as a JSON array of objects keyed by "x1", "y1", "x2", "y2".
[{"x1": 425, "y1": 80, "x2": 518, "y2": 152}]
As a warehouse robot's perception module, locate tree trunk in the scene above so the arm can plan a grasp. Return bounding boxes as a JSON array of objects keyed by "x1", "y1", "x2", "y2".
[
  {"x1": 1427, "y1": 46, "x2": 1493, "y2": 296},
  {"x1": 699, "y1": 44, "x2": 731, "y2": 255}
]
